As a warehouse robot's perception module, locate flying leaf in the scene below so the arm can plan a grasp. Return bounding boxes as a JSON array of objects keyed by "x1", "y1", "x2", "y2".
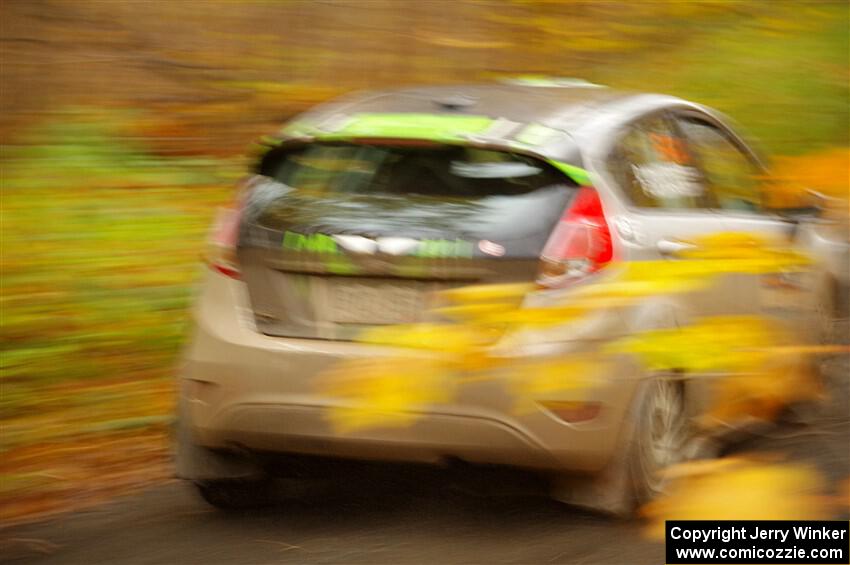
[
  {"x1": 509, "y1": 355, "x2": 604, "y2": 414},
  {"x1": 643, "y1": 456, "x2": 832, "y2": 540},
  {"x1": 318, "y1": 357, "x2": 456, "y2": 434}
]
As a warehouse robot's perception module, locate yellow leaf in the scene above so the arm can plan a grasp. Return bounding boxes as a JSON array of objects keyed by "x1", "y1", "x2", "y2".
[
  {"x1": 643, "y1": 457, "x2": 831, "y2": 540},
  {"x1": 357, "y1": 323, "x2": 493, "y2": 352},
  {"x1": 439, "y1": 283, "x2": 534, "y2": 305},
  {"x1": 569, "y1": 276, "x2": 712, "y2": 301},
  {"x1": 606, "y1": 315, "x2": 785, "y2": 373},
  {"x1": 434, "y1": 302, "x2": 516, "y2": 322},
  {"x1": 702, "y1": 351, "x2": 823, "y2": 427},
  {"x1": 318, "y1": 357, "x2": 455, "y2": 434},
  {"x1": 509, "y1": 356, "x2": 602, "y2": 414},
  {"x1": 479, "y1": 304, "x2": 591, "y2": 328}
]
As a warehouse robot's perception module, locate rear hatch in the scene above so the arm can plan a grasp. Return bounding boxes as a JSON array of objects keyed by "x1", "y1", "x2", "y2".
[{"x1": 238, "y1": 142, "x2": 578, "y2": 340}]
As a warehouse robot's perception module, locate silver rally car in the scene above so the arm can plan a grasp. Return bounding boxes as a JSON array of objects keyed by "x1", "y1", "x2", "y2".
[{"x1": 176, "y1": 80, "x2": 843, "y2": 514}]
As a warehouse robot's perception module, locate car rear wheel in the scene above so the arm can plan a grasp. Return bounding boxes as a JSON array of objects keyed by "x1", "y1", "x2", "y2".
[
  {"x1": 195, "y1": 478, "x2": 274, "y2": 511},
  {"x1": 628, "y1": 377, "x2": 689, "y2": 505}
]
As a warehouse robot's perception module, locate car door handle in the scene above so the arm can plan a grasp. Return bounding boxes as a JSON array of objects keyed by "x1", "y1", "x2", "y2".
[{"x1": 656, "y1": 238, "x2": 696, "y2": 257}]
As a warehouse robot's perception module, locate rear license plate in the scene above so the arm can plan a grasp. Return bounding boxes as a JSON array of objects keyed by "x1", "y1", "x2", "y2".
[{"x1": 327, "y1": 279, "x2": 432, "y2": 325}]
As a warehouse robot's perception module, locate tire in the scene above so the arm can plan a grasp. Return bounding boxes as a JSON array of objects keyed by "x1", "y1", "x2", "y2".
[
  {"x1": 627, "y1": 377, "x2": 689, "y2": 506},
  {"x1": 551, "y1": 376, "x2": 693, "y2": 517},
  {"x1": 195, "y1": 478, "x2": 274, "y2": 511}
]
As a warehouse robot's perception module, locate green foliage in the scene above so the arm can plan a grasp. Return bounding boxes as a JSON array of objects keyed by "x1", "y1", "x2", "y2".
[
  {"x1": 590, "y1": 2, "x2": 849, "y2": 155},
  {"x1": 2, "y1": 108, "x2": 227, "y2": 190},
  {"x1": 1, "y1": 0, "x2": 846, "y2": 525},
  {"x1": 1, "y1": 108, "x2": 235, "y2": 418}
]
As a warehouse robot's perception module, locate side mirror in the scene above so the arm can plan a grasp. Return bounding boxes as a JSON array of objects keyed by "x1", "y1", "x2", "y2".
[
  {"x1": 805, "y1": 190, "x2": 849, "y2": 222},
  {"x1": 771, "y1": 189, "x2": 834, "y2": 222}
]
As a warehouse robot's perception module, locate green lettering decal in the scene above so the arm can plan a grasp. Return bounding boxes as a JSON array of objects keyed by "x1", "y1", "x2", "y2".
[
  {"x1": 283, "y1": 231, "x2": 306, "y2": 251},
  {"x1": 282, "y1": 231, "x2": 357, "y2": 273},
  {"x1": 283, "y1": 232, "x2": 472, "y2": 259},
  {"x1": 282, "y1": 231, "x2": 340, "y2": 254},
  {"x1": 416, "y1": 240, "x2": 440, "y2": 258},
  {"x1": 455, "y1": 240, "x2": 474, "y2": 257},
  {"x1": 316, "y1": 113, "x2": 493, "y2": 144},
  {"x1": 309, "y1": 233, "x2": 334, "y2": 254},
  {"x1": 415, "y1": 239, "x2": 473, "y2": 258}
]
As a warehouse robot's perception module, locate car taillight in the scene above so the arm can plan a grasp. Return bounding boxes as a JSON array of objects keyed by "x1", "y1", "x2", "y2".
[
  {"x1": 537, "y1": 186, "x2": 612, "y2": 288},
  {"x1": 206, "y1": 179, "x2": 252, "y2": 279}
]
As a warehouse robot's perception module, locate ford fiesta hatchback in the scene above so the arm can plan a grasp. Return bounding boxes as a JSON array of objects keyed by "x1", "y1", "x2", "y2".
[{"x1": 176, "y1": 80, "x2": 835, "y2": 514}]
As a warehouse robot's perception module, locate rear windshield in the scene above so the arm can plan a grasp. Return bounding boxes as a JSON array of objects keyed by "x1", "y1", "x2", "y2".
[{"x1": 259, "y1": 143, "x2": 568, "y2": 198}]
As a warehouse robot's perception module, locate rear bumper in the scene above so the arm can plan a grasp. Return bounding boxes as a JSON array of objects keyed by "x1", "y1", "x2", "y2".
[
  {"x1": 195, "y1": 402, "x2": 561, "y2": 469},
  {"x1": 179, "y1": 270, "x2": 640, "y2": 473}
]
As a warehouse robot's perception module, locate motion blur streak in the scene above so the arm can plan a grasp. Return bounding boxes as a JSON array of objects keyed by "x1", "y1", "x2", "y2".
[{"x1": 1, "y1": 3, "x2": 847, "y2": 562}]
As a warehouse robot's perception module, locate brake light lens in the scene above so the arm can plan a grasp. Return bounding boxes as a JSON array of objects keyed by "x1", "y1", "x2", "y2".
[
  {"x1": 537, "y1": 186, "x2": 612, "y2": 288},
  {"x1": 206, "y1": 178, "x2": 253, "y2": 279}
]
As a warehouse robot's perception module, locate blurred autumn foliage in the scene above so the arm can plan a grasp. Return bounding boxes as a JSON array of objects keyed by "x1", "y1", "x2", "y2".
[
  {"x1": 319, "y1": 233, "x2": 827, "y2": 434},
  {"x1": 642, "y1": 456, "x2": 834, "y2": 534},
  {"x1": 296, "y1": 234, "x2": 847, "y2": 523},
  {"x1": 2, "y1": 0, "x2": 848, "y2": 155},
  {"x1": 0, "y1": 0, "x2": 848, "y2": 525},
  {"x1": 768, "y1": 148, "x2": 850, "y2": 208}
]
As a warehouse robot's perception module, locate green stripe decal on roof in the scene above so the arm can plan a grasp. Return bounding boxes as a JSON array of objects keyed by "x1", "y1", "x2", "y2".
[
  {"x1": 514, "y1": 123, "x2": 565, "y2": 146},
  {"x1": 550, "y1": 160, "x2": 592, "y2": 186},
  {"x1": 280, "y1": 121, "x2": 313, "y2": 137},
  {"x1": 316, "y1": 113, "x2": 494, "y2": 142}
]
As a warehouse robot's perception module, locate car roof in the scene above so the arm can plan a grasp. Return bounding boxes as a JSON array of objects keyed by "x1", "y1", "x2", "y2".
[
  {"x1": 316, "y1": 83, "x2": 630, "y2": 129},
  {"x1": 267, "y1": 81, "x2": 701, "y2": 177}
]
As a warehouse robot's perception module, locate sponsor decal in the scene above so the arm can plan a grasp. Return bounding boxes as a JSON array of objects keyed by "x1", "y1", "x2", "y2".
[
  {"x1": 650, "y1": 132, "x2": 691, "y2": 163},
  {"x1": 633, "y1": 162, "x2": 703, "y2": 199},
  {"x1": 415, "y1": 239, "x2": 474, "y2": 258},
  {"x1": 282, "y1": 231, "x2": 339, "y2": 254},
  {"x1": 281, "y1": 231, "x2": 473, "y2": 258}
]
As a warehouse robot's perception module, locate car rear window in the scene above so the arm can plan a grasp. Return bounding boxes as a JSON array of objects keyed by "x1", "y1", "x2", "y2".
[{"x1": 259, "y1": 143, "x2": 569, "y2": 198}]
